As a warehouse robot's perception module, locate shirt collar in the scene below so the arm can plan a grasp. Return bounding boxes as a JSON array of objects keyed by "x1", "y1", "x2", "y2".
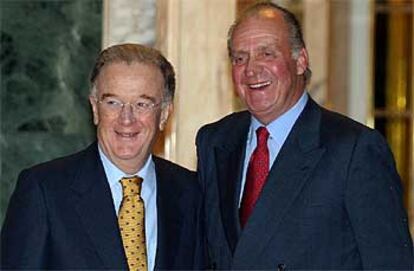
[
  {"x1": 98, "y1": 145, "x2": 156, "y2": 193},
  {"x1": 248, "y1": 91, "x2": 308, "y2": 145}
]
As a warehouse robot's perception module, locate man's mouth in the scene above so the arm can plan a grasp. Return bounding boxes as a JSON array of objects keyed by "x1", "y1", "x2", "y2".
[
  {"x1": 248, "y1": 80, "x2": 272, "y2": 90},
  {"x1": 116, "y1": 131, "x2": 138, "y2": 138}
]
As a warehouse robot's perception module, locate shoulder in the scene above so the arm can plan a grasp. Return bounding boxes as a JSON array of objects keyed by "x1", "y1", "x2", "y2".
[
  {"x1": 153, "y1": 156, "x2": 197, "y2": 187},
  {"x1": 317, "y1": 105, "x2": 377, "y2": 144},
  {"x1": 314, "y1": 105, "x2": 394, "y2": 166},
  {"x1": 153, "y1": 156, "x2": 195, "y2": 178},
  {"x1": 198, "y1": 111, "x2": 249, "y2": 134},
  {"x1": 17, "y1": 143, "x2": 96, "y2": 186},
  {"x1": 153, "y1": 156, "x2": 197, "y2": 185},
  {"x1": 304, "y1": 98, "x2": 372, "y2": 139},
  {"x1": 22, "y1": 143, "x2": 95, "y2": 176},
  {"x1": 196, "y1": 111, "x2": 250, "y2": 144},
  {"x1": 300, "y1": 99, "x2": 391, "y2": 162},
  {"x1": 321, "y1": 107, "x2": 371, "y2": 133},
  {"x1": 6, "y1": 144, "x2": 97, "y2": 214}
]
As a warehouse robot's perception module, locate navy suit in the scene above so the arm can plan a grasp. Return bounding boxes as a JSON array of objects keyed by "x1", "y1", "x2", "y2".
[
  {"x1": 1, "y1": 143, "x2": 205, "y2": 270},
  {"x1": 196, "y1": 97, "x2": 413, "y2": 270}
]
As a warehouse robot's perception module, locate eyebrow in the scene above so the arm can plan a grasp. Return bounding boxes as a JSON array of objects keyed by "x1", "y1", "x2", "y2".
[
  {"x1": 100, "y1": 93, "x2": 116, "y2": 99},
  {"x1": 139, "y1": 94, "x2": 157, "y2": 103}
]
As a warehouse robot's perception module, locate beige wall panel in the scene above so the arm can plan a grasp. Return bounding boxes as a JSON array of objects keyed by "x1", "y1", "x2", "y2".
[
  {"x1": 303, "y1": 0, "x2": 329, "y2": 105},
  {"x1": 157, "y1": 0, "x2": 236, "y2": 169},
  {"x1": 348, "y1": 0, "x2": 372, "y2": 125},
  {"x1": 327, "y1": 0, "x2": 350, "y2": 114}
]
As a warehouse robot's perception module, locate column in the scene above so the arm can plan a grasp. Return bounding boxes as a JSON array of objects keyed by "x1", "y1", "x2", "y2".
[
  {"x1": 348, "y1": 0, "x2": 372, "y2": 125},
  {"x1": 156, "y1": 0, "x2": 236, "y2": 169},
  {"x1": 303, "y1": 0, "x2": 329, "y2": 105}
]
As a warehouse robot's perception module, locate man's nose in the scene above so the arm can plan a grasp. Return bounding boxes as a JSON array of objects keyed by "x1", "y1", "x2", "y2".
[
  {"x1": 119, "y1": 103, "x2": 136, "y2": 124},
  {"x1": 245, "y1": 57, "x2": 262, "y2": 76}
]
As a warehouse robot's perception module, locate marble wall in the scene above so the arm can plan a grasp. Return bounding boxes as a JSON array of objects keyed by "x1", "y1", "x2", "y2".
[
  {"x1": 0, "y1": 0, "x2": 103, "y2": 223},
  {"x1": 103, "y1": 0, "x2": 156, "y2": 47}
]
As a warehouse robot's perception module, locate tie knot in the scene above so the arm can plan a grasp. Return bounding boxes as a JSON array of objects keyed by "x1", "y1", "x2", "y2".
[
  {"x1": 256, "y1": 127, "x2": 269, "y2": 145},
  {"x1": 120, "y1": 176, "x2": 143, "y2": 197}
]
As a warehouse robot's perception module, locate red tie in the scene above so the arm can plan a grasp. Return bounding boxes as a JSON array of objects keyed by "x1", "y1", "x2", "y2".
[{"x1": 240, "y1": 127, "x2": 270, "y2": 228}]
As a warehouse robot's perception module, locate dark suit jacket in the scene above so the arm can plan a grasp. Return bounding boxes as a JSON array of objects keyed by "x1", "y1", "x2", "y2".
[
  {"x1": 196, "y1": 97, "x2": 413, "y2": 270},
  {"x1": 1, "y1": 143, "x2": 205, "y2": 270}
]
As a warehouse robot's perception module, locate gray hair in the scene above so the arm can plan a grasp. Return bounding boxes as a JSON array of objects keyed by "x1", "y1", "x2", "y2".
[
  {"x1": 227, "y1": 1, "x2": 312, "y2": 83},
  {"x1": 89, "y1": 43, "x2": 175, "y2": 102}
]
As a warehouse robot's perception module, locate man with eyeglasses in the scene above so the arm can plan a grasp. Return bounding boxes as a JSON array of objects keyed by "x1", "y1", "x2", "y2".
[{"x1": 1, "y1": 43, "x2": 206, "y2": 270}]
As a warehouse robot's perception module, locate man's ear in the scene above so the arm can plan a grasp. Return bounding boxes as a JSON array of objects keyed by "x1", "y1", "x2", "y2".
[
  {"x1": 89, "y1": 96, "x2": 99, "y2": 125},
  {"x1": 159, "y1": 102, "x2": 173, "y2": 131},
  {"x1": 296, "y1": 47, "x2": 309, "y2": 76}
]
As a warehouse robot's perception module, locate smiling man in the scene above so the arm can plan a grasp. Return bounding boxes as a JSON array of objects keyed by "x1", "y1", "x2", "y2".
[
  {"x1": 1, "y1": 44, "x2": 205, "y2": 270},
  {"x1": 196, "y1": 2, "x2": 413, "y2": 270}
]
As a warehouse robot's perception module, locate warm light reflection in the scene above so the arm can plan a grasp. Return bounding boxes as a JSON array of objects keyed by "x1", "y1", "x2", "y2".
[{"x1": 259, "y1": 9, "x2": 277, "y2": 18}]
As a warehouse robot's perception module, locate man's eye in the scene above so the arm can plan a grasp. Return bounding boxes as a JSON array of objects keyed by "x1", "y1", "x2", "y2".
[
  {"x1": 261, "y1": 50, "x2": 275, "y2": 58},
  {"x1": 136, "y1": 102, "x2": 151, "y2": 109},
  {"x1": 232, "y1": 55, "x2": 247, "y2": 65},
  {"x1": 104, "y1": 99, "x2": 121, "y2": 107}
]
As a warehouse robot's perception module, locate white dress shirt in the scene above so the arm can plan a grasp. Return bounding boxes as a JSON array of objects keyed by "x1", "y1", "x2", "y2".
[{"x1": 98, "y1": 147, "x2": 157, "y2": 271}]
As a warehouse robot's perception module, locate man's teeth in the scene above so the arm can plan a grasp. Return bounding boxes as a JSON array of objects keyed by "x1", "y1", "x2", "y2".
[
  {"x1": 249, "y1": 81, "x2": 271, "y2": 89},
  {"x1": 118, "y1": 132, "x2": 137, "y2": 137}
]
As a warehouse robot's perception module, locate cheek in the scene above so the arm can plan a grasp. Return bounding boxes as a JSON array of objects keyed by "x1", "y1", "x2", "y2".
[
  {"x1": 269, "y1": 62, "x2": 288, "y2": 77},
  {"x1": 96, "y1": 115, "x2": 119, "y2": 139},
  {"x1": 141, "y1": 114, "x2": 161, "y2": 133},
  {"x1": 271, "y1": 59, "x2": 297, "y2": 78}
]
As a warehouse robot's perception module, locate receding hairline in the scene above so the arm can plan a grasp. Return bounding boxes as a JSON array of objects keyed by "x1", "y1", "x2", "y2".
[
  {"x1": 231, "y1": 9, "x2": 289, "y2": 39},
  {"x1": 90, "y1": 60, "x2": 165, "y2": 94},
  {"x1": 90, "y1": 44, "x2": 167, "y2": 84},
  {"x1": 88, "y1": 43, "x2": 176, "y2": 102},
  {"x1": 228, "y1": 4, "x2": 301, "y2": 54},
  {"x1": 95, "y1": 60, "x2": 163, "y2": 75}
]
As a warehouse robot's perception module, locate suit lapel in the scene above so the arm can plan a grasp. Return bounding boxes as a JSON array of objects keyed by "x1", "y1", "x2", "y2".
[
  {"x1": 153, "y1": 157, "x2": 184, "y2": 269},
  {"x1": 215, "y1": 144, "x2": 245, "y2": 252},
  {"x1": 71, "y1": 143, "x2": 127, "y2": 269},
  {"x1": 215, "y1": 112, "x2": 250, "y2": 253},
  {"x1": 233, "y1": 99, "x2": 326, "y2": 268}
]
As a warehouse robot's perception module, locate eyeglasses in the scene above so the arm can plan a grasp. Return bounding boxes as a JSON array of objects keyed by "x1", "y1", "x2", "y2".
[{"x1": 96, "y1": 97, "x2": 162, "y2": 115}]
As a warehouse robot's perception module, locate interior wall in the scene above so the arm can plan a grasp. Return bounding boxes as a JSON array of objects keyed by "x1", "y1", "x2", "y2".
[
  {"x1": 156, "y1": 0, "x2": 236, "y2": 169},
  {"x1": 102, "y1": 0, "x2": 156, "y2": 47},
  {"x1": 0, "y1": 0, "x2": 102, "y2": 223}
]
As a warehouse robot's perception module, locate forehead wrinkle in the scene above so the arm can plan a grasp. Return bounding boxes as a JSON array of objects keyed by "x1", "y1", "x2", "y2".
[
  {"x1": 232, "y1": 12, "x2": 288, "y2": 43},
  {"x1": 234, "y1": 31, "x2": 280, "y2": 42},
  {"x1": 232, "y1": 36, "x2": 280, "y2": 53},
  {"x1": 96, "y1": 62, "x2": 164, "y2": 99}
]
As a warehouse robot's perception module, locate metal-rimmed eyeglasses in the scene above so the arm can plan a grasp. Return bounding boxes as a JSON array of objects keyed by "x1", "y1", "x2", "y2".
[{"x1": 96, "y1": 96, "x2": 162, "y2": 115}]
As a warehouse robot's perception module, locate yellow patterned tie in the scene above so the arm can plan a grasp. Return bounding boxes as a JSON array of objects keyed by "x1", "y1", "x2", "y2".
[{"x1": 118, "y1": 176, "x2": 148, "y2": 271}]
